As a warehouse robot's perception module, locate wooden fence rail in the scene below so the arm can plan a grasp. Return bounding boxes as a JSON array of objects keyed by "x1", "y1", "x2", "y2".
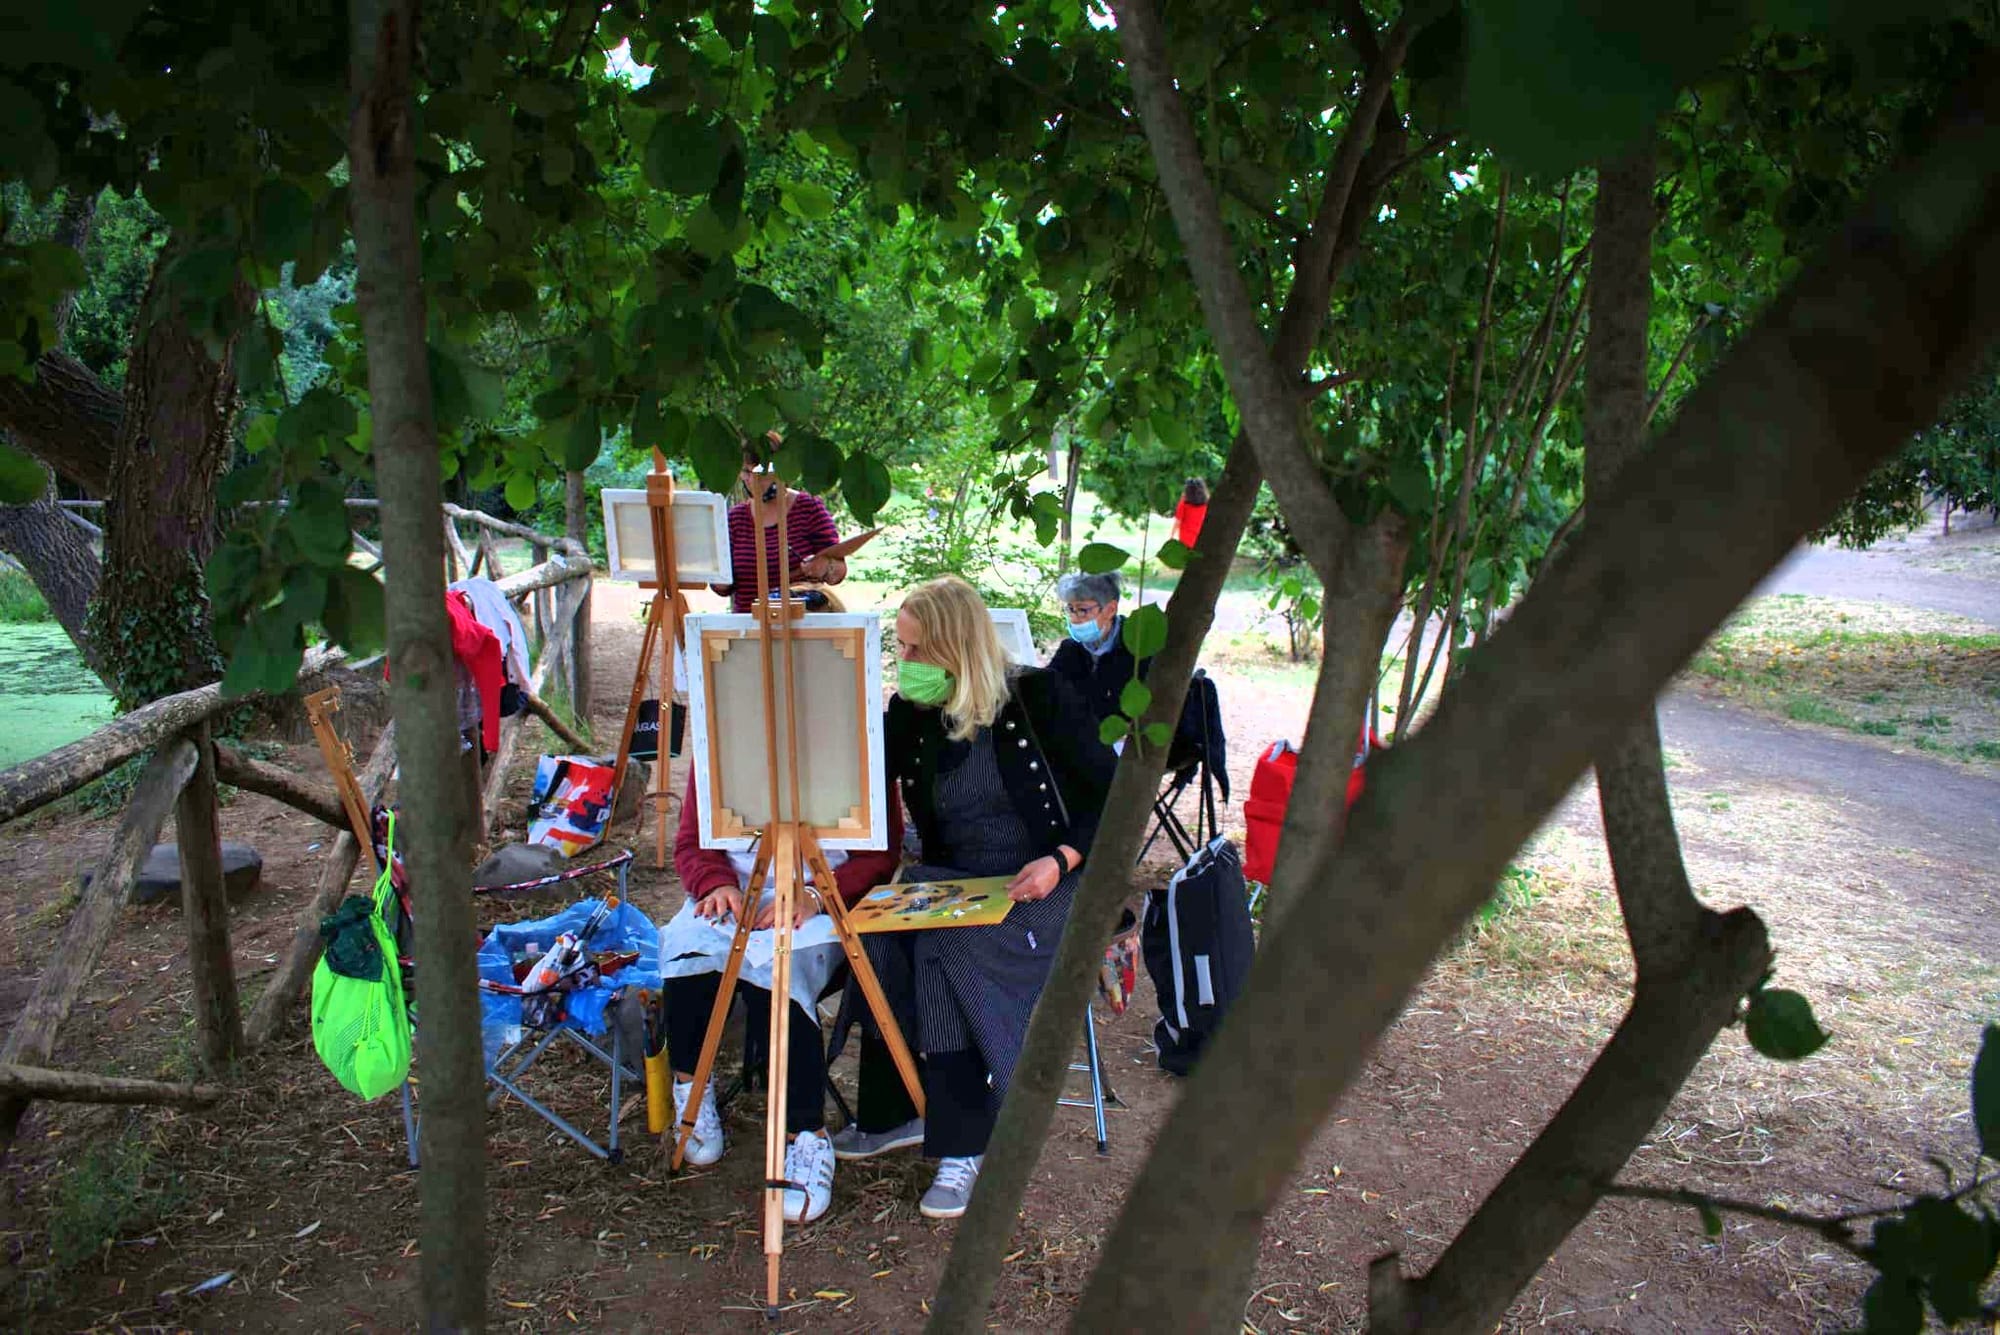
[{"x1": 0, "y1": 535, "x2": 595, "y2": 1133}]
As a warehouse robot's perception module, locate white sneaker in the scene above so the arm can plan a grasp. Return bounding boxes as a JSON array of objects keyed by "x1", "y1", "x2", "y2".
[
  {"x1": 781, "y1": 1129, "x2": 835, "y2": 1224},
  {"x1": 919, "y1": 1154, "x2": 982, "y2": 1219},
  {"x1": 671, "y1": 1078, "x2": 725, "y2": 1166}
]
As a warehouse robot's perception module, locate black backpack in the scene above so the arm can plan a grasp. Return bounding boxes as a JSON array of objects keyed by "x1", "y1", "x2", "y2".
[{"x1": 1142, "y1": 834, "x2": 1255, "y2": 1076}]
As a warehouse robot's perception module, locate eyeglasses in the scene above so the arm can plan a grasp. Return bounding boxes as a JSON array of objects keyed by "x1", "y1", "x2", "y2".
[{"x1": 1064, "y1": 602, "x2": 1102, "y2": 618}]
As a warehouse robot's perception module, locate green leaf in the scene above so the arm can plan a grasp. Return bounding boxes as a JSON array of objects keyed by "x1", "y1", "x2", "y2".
[
  {"x1": 1386, "y1": 455, "x2": 1433, "y2": 516},
  {"x1": 1077, "y1": 542, "x2": 1130, "y2": 575},
  {"x1": 644, "y1": 114, "x2": 723, "y2": 195},
  {"x1": 1119, "y1": 679, "x2": 1153, "y2": 719},
  {"x1": 220, "y1": 612, "x2": 305, "y2": 699},
  {"x1": 1142, "y1": 722, "x2": 1173, "y2": 747},
  {"x1": 1122, "y1": 603, "x2": 1168, "y2": 660},
  {"x1": 1744, "y1": 988, "x2": 1830, "y2": 1061},
  {"x1": 532, "y1": 382, "x2": 579, "y2": 422},
  {"x1": 1973, "y1": 1022, "x2": 2000, "y2": 1160},
  {"x1": 1695, "y1": 1198, "x2": 1723, "y2": 1238},
  {"x1": 770, "y1": 384, "x2": 816, "y2": 423},
  {"x1": 504, "y1": 473, "x2": 537, "y2": 511},
  {"x1": 688, "y1": 414, "x2": 742, "y2": 493},
  {"x1": 1465, "y1": 2, "x2": 1752, "y2": 175},
  {"x1": 781, "y1": 179, "x2": 838, "y2": 220},
  {"x1": 204, "y1": 533, "x2": 267, "y2": 613},
  {"x1": 562, "y1": 405, "x2": 601, "y2": 472},
  {"x1": 290, "y1": 477, "x2": 352, "y2": 567},
  {"x1": 1098, "y1": 715, "x2": 1130, "y2": 746},
  {"x1": 774, "y1": 430, "x2": 843, "y2": 494},
  {"x1": 0, "y1": 439, "x2": 46, "y2": 504},
  {"x1": 251, "y1": 180, "x2": 313, "y2": 265},
  {"x1": 323, "y1": 566, "x2": 386, "y2": 656},
  {"x1": 1156, "y1": 538, "x2": 1191, "y2": 571},
  {"x1": 838, "y1": 449, "x2": 893, "y2": 526}
]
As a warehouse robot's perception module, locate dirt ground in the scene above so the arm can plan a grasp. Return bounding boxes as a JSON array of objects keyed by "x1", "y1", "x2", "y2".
[{"x1": 0, "y1": 555, "x2": 1995, "y2": 1332}]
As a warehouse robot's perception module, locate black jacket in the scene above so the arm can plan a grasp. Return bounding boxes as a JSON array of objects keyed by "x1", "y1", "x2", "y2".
[
  {"x1": 885, "y1": 666, "x2": 1116, "y2": 865},
  {"x1": 1047, "y1": 633, "x2": 1144, "y2": 725}
]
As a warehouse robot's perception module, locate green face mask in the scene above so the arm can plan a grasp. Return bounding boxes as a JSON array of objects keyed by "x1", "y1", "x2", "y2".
[{"x1": 897, "y1": 659, "x2": 954, "y2": 707}]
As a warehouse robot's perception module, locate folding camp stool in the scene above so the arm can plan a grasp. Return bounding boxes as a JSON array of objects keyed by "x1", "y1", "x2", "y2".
[
  {"x1": 400, "y1": 988, "x2": 648, "y2": 1165},
  {"x1": 1057, "y1": 1008, "x2": 1122, "y2": 1155},
  {"x1": 390, "y1": 861, "x2": 651, "y2": 1167}
]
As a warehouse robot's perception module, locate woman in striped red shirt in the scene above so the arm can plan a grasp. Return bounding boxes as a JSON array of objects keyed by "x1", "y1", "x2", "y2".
[{"x1": 712, "y1": 436, "x2": 847, "y2": 613}]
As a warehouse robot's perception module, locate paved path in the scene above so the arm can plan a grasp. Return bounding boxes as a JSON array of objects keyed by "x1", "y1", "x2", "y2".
[{"x1": 1658, "y1": 689, "x2": 2000, "y2": 870}]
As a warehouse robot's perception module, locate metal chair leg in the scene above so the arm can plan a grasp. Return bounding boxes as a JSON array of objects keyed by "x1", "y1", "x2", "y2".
[
  {"x1": 1058, "y1": 1009, "x2": 1115, "y2": 1155},
  {"x1": 401, "y1": 1079, "x2": 420, "y2": 1168}
]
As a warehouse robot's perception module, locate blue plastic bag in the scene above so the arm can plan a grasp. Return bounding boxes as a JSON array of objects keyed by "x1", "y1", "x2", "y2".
[{"x1": 476, "y1": 898, "x2": 660, "y2": 1065}]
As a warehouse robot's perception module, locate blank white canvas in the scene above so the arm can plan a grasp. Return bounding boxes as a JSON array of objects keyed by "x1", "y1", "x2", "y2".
[
  {"x1": 685, "y1": 612, "x2": 887, "y2": 851},
  {"x1": 988, "y1": 608, "x2": 1037, "y2": 665},
  {"x1": 601, "y1": 488, "x2": 732, "y2": 585}
]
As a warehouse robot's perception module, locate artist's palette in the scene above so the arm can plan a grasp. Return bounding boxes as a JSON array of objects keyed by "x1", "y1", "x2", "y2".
[{"x1": 848, "y1": 875, "x2": 1014, "y2": 933}]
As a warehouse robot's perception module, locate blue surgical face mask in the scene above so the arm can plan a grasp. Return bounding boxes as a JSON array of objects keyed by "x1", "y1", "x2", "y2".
[{"x1": 1067, "y1": 618, "x2": 1105, "y2": 647}]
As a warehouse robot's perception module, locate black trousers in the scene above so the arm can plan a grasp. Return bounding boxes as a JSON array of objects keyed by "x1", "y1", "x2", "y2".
[
  {"x1": 858, "y1": 1034, "x2": 996, "y2": 1159},
  {"x1": 664, "y1": 973, "x2": 824, "y2": 1136},
  {"x1": 852, "y1": 929, "x2": 997, "y2": 1158}
]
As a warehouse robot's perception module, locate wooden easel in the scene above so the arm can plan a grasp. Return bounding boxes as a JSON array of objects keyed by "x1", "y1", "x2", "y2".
[
  {"x1": 303, "y1": 686, "x2": 384, "y2": 878},
  {"x1": 666, "y1": 468, "x2": 925, "y2": 1315},
  {"x1": 610, "y1": 452, "x2": 692, "y2": 869}
]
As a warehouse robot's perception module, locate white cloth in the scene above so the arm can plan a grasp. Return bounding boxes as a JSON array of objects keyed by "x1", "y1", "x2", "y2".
[
  {"x1": 450, "y1": 577, "x2": 532, "y2": 685},
  {"x1": 655, "y1": 852, "x2": 851, "y2": 1015}
]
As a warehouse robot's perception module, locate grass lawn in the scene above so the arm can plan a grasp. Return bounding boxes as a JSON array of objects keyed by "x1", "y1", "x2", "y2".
[{"x1": 1690, "y1": 594, "x2": 2000, "y2": 767}]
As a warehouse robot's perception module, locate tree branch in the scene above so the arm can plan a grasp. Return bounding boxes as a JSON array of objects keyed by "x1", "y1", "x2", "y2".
[
  {"x1": 1071, "y1": 54, "x2": 2000, "y2": 1329},
  {"x1": 0, "y1": 352, "x2": 122, "y2": 494}
]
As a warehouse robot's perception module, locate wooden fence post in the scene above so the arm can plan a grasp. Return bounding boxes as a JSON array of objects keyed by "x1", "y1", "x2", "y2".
[
  {"x1": 175, "y1": 723, "x2": 242, "y2": 1070},
  {"x1": 0, "y1": 739, "x2": 199, "y2": 1141},
  {"x1": 569, "y1": 576, "x2": 592, "y2": 719},
  {"x1": 530, "y1": 541, "x2": 550, "y2": 661}
]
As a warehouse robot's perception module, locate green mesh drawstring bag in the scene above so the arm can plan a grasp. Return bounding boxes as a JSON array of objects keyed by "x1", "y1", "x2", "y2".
[{"x1": 310, "y1": 812, "x2": 412, "y2": 1101}]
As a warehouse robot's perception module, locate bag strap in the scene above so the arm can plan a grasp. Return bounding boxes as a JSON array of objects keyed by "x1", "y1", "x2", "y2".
[
  {"x1": 372, "y1": 811, "x2": 398, "y2": 915},
  {"x1": 1007, "y1": 675, "x2": 1071, "y2": 832}
]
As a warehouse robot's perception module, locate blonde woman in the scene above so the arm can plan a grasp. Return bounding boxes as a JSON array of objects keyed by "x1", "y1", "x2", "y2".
[{"x1": 836, "y1": 576, "x2": 1114, "y2": 1219}]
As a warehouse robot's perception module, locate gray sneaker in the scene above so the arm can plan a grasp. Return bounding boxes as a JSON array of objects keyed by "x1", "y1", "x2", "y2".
[
  {"x1": 919, "y1": 1154, "x2": 982, "y2": 1220},
  {"x1": 830, "y1": 1116, "x2": 925, "y2": 1160}
]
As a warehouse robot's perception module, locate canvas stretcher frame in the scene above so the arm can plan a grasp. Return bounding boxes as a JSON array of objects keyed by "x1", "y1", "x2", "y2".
[{"x1": 682, "y1": 611, "x2": 888, "y2": 852}]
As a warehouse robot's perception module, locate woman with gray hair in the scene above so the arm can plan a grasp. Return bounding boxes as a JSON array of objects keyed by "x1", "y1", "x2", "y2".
[{"x1": 1047, "y1": 570, "x2": 1141, "y2": 725}]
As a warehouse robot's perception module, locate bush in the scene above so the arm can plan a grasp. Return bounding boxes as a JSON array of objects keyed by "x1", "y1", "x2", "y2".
[{"x1": 0, "y1": 568, "x2": 52, "y2": 623}]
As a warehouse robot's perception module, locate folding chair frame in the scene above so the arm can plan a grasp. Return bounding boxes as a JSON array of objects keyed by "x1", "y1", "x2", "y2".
[
  {"x1": 1138, "y1": 670, "x2": 1223, "y2": 867},
  {"x1": 1056, "y1": 1006, "x2": 1124, "y2": 1155},
  {"x1": 402, "y1": 1000, "x2": 646, "y2": 1166}
]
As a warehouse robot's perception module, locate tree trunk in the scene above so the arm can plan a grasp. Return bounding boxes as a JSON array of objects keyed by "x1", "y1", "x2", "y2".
[
  {"x1": 0, "y1": 739, "x2": 198, "y2": 1144},
  {"x1": 564, "y1": 469, "x2": 591, "y2": 717},
  {"x1": 1393, "y1": 136, "x2": 1777, "y2": 1335},
  {"x1": 1068, "y1": 65, "x2": 2000, "y2": 1326},
  {"x1": 1262, "y1": 513, "x2": 1408, "y2": 925},
  {"x1": 87, "y1": 239, "x2": 246, "y2": 707},
  {"x1": 929, "y1": 6, "x2": 1417, "y2": 1324},
  {"x1": 348, "y1": 2, "x2": 488, "y2": 1327},
  {"x1": 0, "y1": 488, "x2": 105, "y2": 678},
  {"x1": 0, "y1": 350, "x2": 122, "y2": 495},
  {"x1": 176, "y1": 723, "x2": 243, "y2": 1071}
]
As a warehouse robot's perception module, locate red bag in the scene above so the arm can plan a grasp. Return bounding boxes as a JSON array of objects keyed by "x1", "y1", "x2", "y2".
[
  {"x1": 1242, "y1": 728, "x2": 1383, "y2": 884},
  {"x1": 1242, "y1": 741, "x2": 1298, "y2": 884}
]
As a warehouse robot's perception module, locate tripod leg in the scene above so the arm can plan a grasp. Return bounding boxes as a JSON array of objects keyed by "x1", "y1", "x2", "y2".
[
  {"x1": 611, "y1": 592, "x2": 667, "y2": 803},
  {"x1": 764, "y1": 829, "x2": 799, "y2": 1313},
  {"x1": 668, "y1": 841, "x2": 768, "y2": 1170},
  {"x1": 807, "y1": 841, "x2": 926, "y2": 1117}
]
